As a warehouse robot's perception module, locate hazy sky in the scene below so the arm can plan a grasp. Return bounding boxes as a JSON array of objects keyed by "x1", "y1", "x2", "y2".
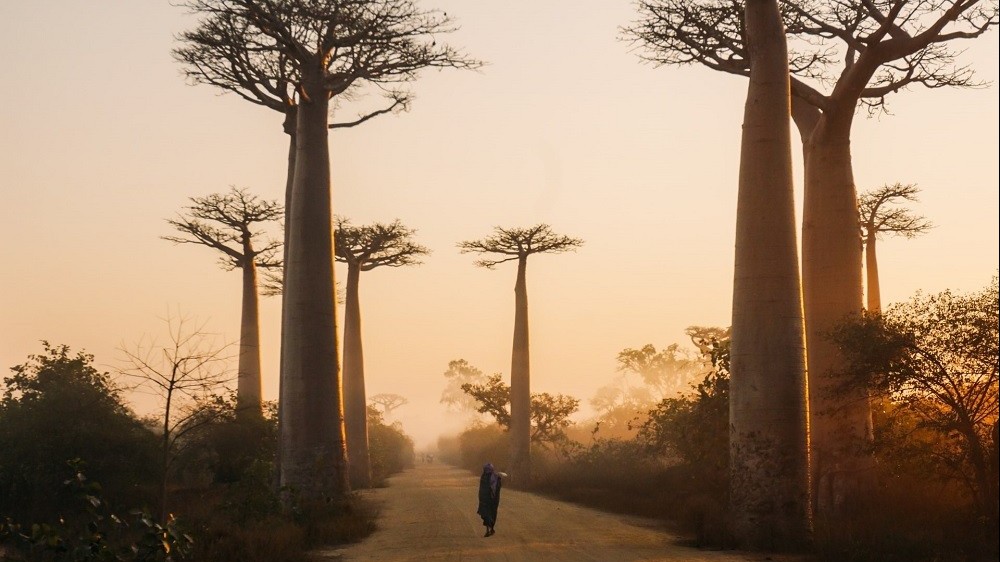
[{"x1": 2, "y1": 1, "x2": 998, "y2": 448}]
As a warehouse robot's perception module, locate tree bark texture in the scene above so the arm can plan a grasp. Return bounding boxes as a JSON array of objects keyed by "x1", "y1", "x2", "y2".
[
  {"x1": 274, "y1": 110, "x2": 296, "y2": 493},
  {"x1": 342, "y1": 264, "x2": 371, "y2": 488},
  {"x1": 864, "y1": 232, "x2": 881, "y2": 313},
  {"x1": 509, "y1": 256, "x2": 531, "y2": 484},
  {"x1": 278, "y1": 76, "x2": 349, "y2": 501},
  {"x1": 801, "y1": 110, "x2": 875, "y2": 517},
  {"x1": 237, "y1": 259, "x2": 263, "y2": 417},
  {"x1": 729, "y1": 0, "x2": 812, "y2": 548}
]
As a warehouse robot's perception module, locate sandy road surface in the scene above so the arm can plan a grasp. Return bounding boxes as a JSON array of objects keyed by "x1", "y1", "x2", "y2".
[{"x1": 316, "y1": 462, "x2": 791, "y2": 562}]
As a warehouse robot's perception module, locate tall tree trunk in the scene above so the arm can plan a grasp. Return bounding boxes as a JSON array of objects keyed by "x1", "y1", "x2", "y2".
[
  {"x1": 278, "y1": 77, "x2": 348, "y2": 501},
  {"x1": 730, "y1": 0, "x2": 811, "y2": 548},
  {"x1": 342, "y1": 264, "x2": 371, "y2": 488},
  {"x1": 509, "y1": 255, "x2": 531, "y2": 484},
  {"x1": 864, "y1": 231, "x2": 881, "y2": 313},
  {"x1": 274, "y1": 108, "x2": 296, "y2": 493},
  {"x1": 237, "y1": 258, "x2": 263, "y2": 418},
  {"x1": 801, "y1": 107, "x2": 874, "y2": 518}
]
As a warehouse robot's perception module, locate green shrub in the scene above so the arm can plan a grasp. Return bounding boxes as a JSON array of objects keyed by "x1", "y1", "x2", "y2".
[
  {"x1": 0, "y1": 344, "x2": 160, "y2": 523},
  {"x1": 0, "y1": 461, "x2": 192, "y2": 562},
  {"x1": 367, "y1": 407, "x2": 415, "y2": 486}
]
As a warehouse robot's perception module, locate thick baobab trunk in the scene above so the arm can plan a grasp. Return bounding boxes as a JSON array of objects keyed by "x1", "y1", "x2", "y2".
[
  {"x1": 278, "y1": 77, "x2": 349, "y2": 501},
  {"x1": 864, "y1": 231, "x2": 881, "y2": 312},
  {"x1": 509, "y1": 256, "x2": 531, "y2": 483},
  {"x1": 274, "y1": 108, "x2": 296, "y2": 493},
  {"x1": 342, "y1": 264, "x2": 371, "y2": 488},
  {"x1": 237, "y1": 258, "x2": 263, "y2": 417},
  {"x1": 801, "y1": 108, "x2": 874, "y2": 517},
  {"x1": 729, "y1": 0, "x2": 811, "y2": 548}
]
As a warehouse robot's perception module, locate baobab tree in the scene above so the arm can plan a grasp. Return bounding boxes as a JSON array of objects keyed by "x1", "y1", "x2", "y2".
[
  {"x1": 458, "y1": 225, "x2": 583, "y2": 483},
  {"x1": 163, "y1": 187, "x2": 281, "y2": 418},
  {"x1": 178, "y1": 0, "x2": 480, "y2": 500},
  {"x1": 175, "y1": 7, "x2": 413, "y2": 212},
  {"x1": 625, "y1": 0, "x2": 996, "y2": 515},
  {"x1": 335, "y1": 217, "x2": 428, "y2": 488},
  {"x1": 859, "y1": 183, "x2": 932, "y2": 312},
  {"x1": 368, "y1": 393, "x2": 408, "y2": 418},
  {"x1": 176, "y1": 6, "x2": 410, "y2": 447},
  {"x1": 728, "y1": 0, "x2": 811, "y2": 547}
]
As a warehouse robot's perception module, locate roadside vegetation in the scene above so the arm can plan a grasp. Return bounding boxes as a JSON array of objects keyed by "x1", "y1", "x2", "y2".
[
  {"x1": 0, "y1": 343, "x2": 414, "y2": 562},
  {"x1": 439, "y1": 278, "x2": 999, "y2": 561}
]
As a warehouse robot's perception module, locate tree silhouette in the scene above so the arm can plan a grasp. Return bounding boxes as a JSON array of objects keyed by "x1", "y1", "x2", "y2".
[
  {"x1": 179, "y1": 0, "x2": 480, "y2": 500},
  {"x1": 335, "y1": 217, "x2": 428, "y2": 488},
  {"x1": 460, "y1": 374, "x2": 580, "y2": 454},
  {"x1": 175, "y1": 8, "x2": 412, "y2": 454},
  {"x1": 858, "y1": 183, "x2": 933, "y2": 312},
  {"x1": 440, "y1": 359, "x2": 488, "y2": 415},
  {"x1": 728, "y1": 0, "x2": 811, "y2": 547},
  {"x1": 163, "y1": 187, "x2": 280, "y2": 418},
  {"x1": 624, "y1": 0, "x2": 995, "y2": 515},
  {"x1": 175, "y1": 4, "x2": 412, "y2": 289},
  {"x1": 458, "y1": 224, "x2": 583, "y2": 483},
  {"x1": 368, "y1": 393, "x2": 408, "y2": 417},
  {"x1": 616, "y1": 343, "x2": 702, "y2": 399},
  {"x1": 830, "y1": 278, "x2": 999, "y2": 524},
  {"x1": 117, "y1": 313, "x2": 233, "y2": 521}
]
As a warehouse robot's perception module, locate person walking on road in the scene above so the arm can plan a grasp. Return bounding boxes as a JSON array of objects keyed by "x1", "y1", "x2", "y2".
[{"x1": 477, "y1": 462, "x2": 504, "y2": 537}]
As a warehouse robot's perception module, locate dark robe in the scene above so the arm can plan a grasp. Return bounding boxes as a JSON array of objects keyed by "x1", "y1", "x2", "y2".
[{"x1": 477, "y1": 471, "x2": 501, "y2": 527}]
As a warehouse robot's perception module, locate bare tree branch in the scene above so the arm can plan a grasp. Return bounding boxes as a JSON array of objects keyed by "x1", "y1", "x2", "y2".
[
  {"x1": 334, "y1": 216, "x2": 430, "y2": 270},
  {"x1": 859, "y1": 182, "x2": 934, "y2": 240},
  {"x1": 179, "y1": 0, "x2": 484, "y2": 114},
  {"x1": 163, "y1": 186, "x2": 283, "y2": 271},
  {"x1": 116, "y1": 310, "x2": 234, "y2": 519},
  {"x1": 458, "y1": 224, "x2": 584, "y2": 269},
  {"x1": 623, "y1": 0, "x2": 998, "y2": 116}
]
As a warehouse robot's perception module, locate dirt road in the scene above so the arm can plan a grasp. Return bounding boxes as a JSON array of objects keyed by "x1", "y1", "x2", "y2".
[{"x1": 316, "y1": 462, "x2": 787, "y2": 562}]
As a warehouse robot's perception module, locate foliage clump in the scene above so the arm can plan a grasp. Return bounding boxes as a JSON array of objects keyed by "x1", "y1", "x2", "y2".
[{"x1": 0, "y1": 344, "x2": 160, "y2": 523}]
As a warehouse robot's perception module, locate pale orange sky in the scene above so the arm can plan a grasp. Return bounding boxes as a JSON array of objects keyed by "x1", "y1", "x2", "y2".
[{"x1": 1, "y1": 1, "x2": 998, "y2": 448}]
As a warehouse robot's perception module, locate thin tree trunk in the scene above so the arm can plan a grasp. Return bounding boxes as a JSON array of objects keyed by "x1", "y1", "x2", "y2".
[
  {"x1": 865, "y1": 231, "x2": 881, "y2": 313},
  {"x1": 279, "y1": 77, "x2": 348, "y2": 501},
  {"x1": 729, "y1": 0, "x2": 811, "y2": 548},
  {"x1": 160, "y1": 383, "x2": 174, "y2": 522},
  {"x1": 342, "y1": 264, "x2": 371, "y2": 488},
  {"x1": 237, "y1": 258, "x2": 263, "y2": 418},
  {"x1": 509, "y1": 256, "x2": 531, "y2": 484},
  {"x1": 802, "y1": 109, "x2": 874, "y2": 518}
]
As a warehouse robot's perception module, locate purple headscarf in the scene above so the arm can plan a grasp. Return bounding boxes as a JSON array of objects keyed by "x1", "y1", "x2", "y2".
[{"x1": 483, "y1": 463, "x2": 500, "y2": 495}]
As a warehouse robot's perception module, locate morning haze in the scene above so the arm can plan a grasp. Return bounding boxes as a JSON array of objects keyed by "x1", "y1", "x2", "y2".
[{"x1": 0, "y1": 0, "x2": 997, "y2": 557}]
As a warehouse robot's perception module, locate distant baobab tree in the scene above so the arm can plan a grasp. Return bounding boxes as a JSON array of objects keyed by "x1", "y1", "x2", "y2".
[
  {"x1": 727, "y1": 0, "x2": 811, "y2": 547},
  {"x1": 459, "y1": 224, "x2": 583, "y2": 484},
  {"x1": 335, "y1": 217, "x2": 429, "y2": 488},
  {"x1": 625, "y1": 0, "x2": 996, "y2": 516},
  {"x1": 369, "y1": 393, "x2": 408, "y2": 417},
  {"x1": 163, "y1": 187, "x2": 281, "y2": 418},
  {"x1": 859, "y1": 183, "x2": 932, "y2": 312},
  {"x1": 177, "y1": 0, "x2": 481, "y2": 501}
]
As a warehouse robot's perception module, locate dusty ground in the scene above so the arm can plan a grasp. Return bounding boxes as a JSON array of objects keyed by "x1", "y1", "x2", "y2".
[{"x1": 315, "y1": 462, "x2": 803, "y2": 562}]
